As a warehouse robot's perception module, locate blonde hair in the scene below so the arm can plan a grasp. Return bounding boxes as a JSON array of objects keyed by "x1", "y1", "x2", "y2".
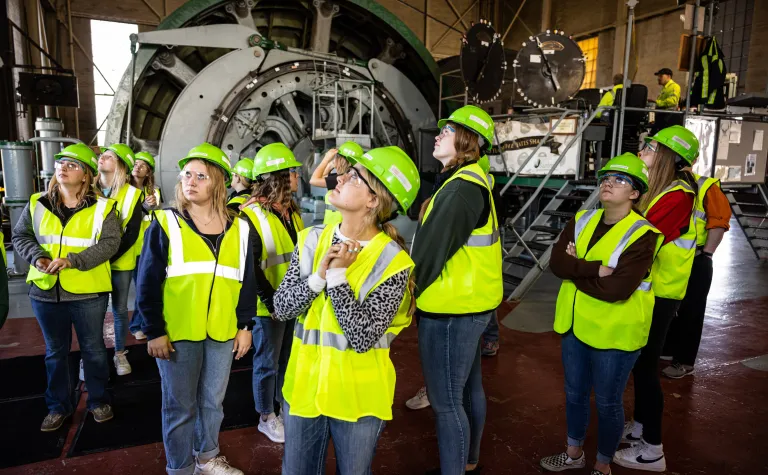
[
  {"x1": 335, "y1": 155, "x2": 351, "y2": 175},
  {"x1": 638, "y1": 147, "x2": 698, "y2": 213},
  {"x1": 173, "y1": 159, "x2": 233, "y2": 224},
  {"x1": 362, "y1": 168, "x2": 417, "y2": 317},
  {"x1": 96, "y1": 153, "x2": 129, "y2": 199},
  {"x1": 419, "y1": 122, "x2": 481, "y2": 221},
  {"x1": 131, "y1": 162, "x2": 156, "y2": 198},
  {"x1": 47, "y1": 166, "x2": 99, "y2": 212},
  {"x1": 251, "y1": 170, "x2": 298, "y2": 215}
]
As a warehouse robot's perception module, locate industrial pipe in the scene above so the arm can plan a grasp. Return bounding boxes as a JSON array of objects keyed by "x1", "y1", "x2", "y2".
[
  {"x1": 616, "y1": 0, "x2": 637, "y2": 155},
  {"x1": 684, "y1": 0, "x2": 700, "y2": 121}
]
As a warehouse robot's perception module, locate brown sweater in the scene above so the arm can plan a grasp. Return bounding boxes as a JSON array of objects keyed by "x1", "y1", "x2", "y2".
[{"x1": 550, "y1": 217, "x2": 658, "y2": 303}]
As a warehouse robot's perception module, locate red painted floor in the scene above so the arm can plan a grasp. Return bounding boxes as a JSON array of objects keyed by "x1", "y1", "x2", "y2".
[{"x1": 2, "y1": 293, "x2": 768, "y2": 474}]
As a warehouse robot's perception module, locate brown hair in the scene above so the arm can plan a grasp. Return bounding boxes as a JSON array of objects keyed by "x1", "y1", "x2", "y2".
[
  {"x1": 47, "y1": 166, "x2": 99, "y2": 212},
  {"x1": 173, "y1": 159, "x2": 233, "y2": 224},
  {"x1": 613, "y1": 74, "x2": 624, "y2": 86},
  {"x1": 418, "y1": 122, "x2": 482, "y2": 221},
  {"x1": 638, "y1": 146, "x2": 698, "y2": 212},
  {"x1": 335, "y1": 155, "x2": 351, "y2": 175},
  {"x1": 131, "y1": 162, "x2": 156, "y2": 198},
  {"x1": 251, "y1": 170, "x2": 299, "y2": 215},
  {"x1": 362, "y1": 168, "x2": 417, "y2": 317}
]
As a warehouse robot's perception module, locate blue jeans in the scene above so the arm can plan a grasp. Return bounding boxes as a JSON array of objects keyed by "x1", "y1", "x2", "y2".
[
  {"x1": 282, "y1": 400, "x2": 385, "y2": 475},
  {"x1": 252, "y1": 317, "x2": 294, "y2": 415},
  {"x1": 129, "y1": 264, "x2": 143, "y2": 334},
  {"x1": 482, "y1": 311, "x2": 499, "y2": 343},
  {"x1": 31, "y1": 295, "x2": 110, "y2": 413},
  {"x1": 561, "y1": 332, "x2": 640, "y2": 464},
  {"x1": 156, "y1": 338, "x2": 235, "y2": 475},
  {"x1": 418, "y1": 313, "x2": 491, "y2": 475},
  {"x1": 110, "y1": 270, "x2": 132, "y2": 351}
]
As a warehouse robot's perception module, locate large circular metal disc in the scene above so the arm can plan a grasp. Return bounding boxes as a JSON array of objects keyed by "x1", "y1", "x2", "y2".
[{"x1": 460, "y1": 21, "x2": 506, "y2": 103}]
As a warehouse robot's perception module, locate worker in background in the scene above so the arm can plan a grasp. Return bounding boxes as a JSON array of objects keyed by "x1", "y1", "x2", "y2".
[
  {"x1": 661, "y1": 166, "x2": 731, "y2": 378},
  {"x1": 273, "y1": 146, "x2": 419, "y2": 474},
  {"x1": 239, "y1": 143, "x2": 304, "y2": 444},
  {"x1": 541, "y1": 153, "x2": 661, "y2": 475},
  {"x1": 309, "y1": 141, "x2": 365, "y2": 225},
  {"x1": 12, "y1": 143, "x2": 120, "y2": 431},
  {"x1": 0, "y1": 207, "x2": 8, "y2": 330},
  {"x1": 96, "y1": 144, "x2": 143, "y2": 377},
  {"x1": 128, "y1": 151, "x2": 161, "y2": 341},
  {"x1": 596, "y1": 73, "x2": 624, "y2": 119},
  {"x1": 137, "y1": 143, "x2": 256, "y2": 475},
  {"x1": 613, "y1": 125, "x2": 699, "y2": 473},
  {"x1": 651, "y1": 68, "x2": 681, "y2": 134},
  {"x1": 412, "y1": 105, "x2": 502, "y2": 475},
  {"x1": 227, "y1": 158, "x2": 254, "y2": 212}
]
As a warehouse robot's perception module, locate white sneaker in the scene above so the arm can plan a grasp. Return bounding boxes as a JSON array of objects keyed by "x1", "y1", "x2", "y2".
[
  {"x1": 613, "y1": 440, "x2": 666, "y2": 472},
  {"x1": 659, "y1": 355, "x2": 673, "y2": 361},
  {"x1": 113, "y1": 351, "x2": 132, "y2": 376},
  {"x1": 539, "y1": 451, "x2": 586, "y2": 471},
  {"x1": 406, "y1": 386, "x2": 430, "y2": 410},
  {"x1": 79, "y1": 359, "x2": 85, "y2": 382},
  {"x1": 258, "y1": 412, "x2": 285, "y2": 443},
  {"x1": 194, "y1": 456, "x2": 243, "y2": 475},
  {"x1": 132, "y1": 330, "x2": 147, "y2": 340},
  {"x1": 621, "y1": 420, "x2": 643, "y2": 444}
]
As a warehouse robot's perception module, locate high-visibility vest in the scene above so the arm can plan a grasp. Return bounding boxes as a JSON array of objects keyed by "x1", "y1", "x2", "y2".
[
  {"x1": 554, "y1": 209, "x2": 662, "y2": 351},
  {"x1": 692, "y1": 173, "x2": 720, "y2": 247},
  {"x1": 644, "y1": 179, "x2": 697, "y2": 300},
  {"x1": 135, "y1": 186, "x2": 162, "y2": 260},
  {"x1": 1, "y1": 231, "x2": 6, "y2": 267},
  {"x1": 111, "y1": 184, "x2": 143, "y2": 271},
  {"x1": 26, "y1": 193, "x2": 116, "y2": 293},
  {"x1": 156, "y1": 209, "x2": 250, "y2": 342},
  {"x1": 227, "y1": 192, "x2": 249, "y2": 209},
  {"x1": 323, "y1": 190, "x2": 342, "y2": 226},
  {"x1": 416, "y1": 162, "x2": 502, "y2": 314},
  {"x1": 282, "y1": 224, "x2": 414, "y2": 422},
  {"x1": 241, "y1": 203, "x2": 304, "y2": 316},
  {"x1": 597, "y1": 84, "x2": 623, "y2": 118}
]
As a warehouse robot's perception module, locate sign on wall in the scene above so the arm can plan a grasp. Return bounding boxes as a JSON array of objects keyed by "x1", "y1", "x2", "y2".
[{"x1": 488, "y1": 119, "x2": 581, "y2": 176}]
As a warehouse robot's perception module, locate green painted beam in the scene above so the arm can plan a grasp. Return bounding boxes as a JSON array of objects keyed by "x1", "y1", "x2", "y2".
[{"x1": 493, "y1": 176, "x2": 568, "y2": 189}]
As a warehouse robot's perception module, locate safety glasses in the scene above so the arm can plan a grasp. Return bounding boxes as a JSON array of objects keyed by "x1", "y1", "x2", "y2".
[
  {"x1": 54, "y1": 160, "x2": 83, "y2": 171},
  {"x1": 343, "y1": 168, "x2": 376, "y2": 194},
  {"x1": 599, "y1": 173, "x2": 634, "y2": 188},
  {"x1": 178, "y1": 170, "x2": 210, "y2": 183}
]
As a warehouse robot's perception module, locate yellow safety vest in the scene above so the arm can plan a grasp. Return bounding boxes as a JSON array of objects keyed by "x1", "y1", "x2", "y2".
[
  {"x1": 692, "y1": 173, "x2": 720, "y2": 247},
  {"x1": 554, "y1": 209, "x2": 662, "y2": 351},
  {"x1": 111, "y1": 184, "x2": 144, "y2": 271},
  {"x1": 1, "y1": 231, "x2": 6, "y2": 267},
  {"x1": 26, "y1": 193, "x2": 116, "y2": 293},
  {"x1": 644, "y1": 179, "x2": 697, "y2": 300},
  {"x1": 282, "y1": 224, "x2": 414, "y2": 422},
  {"x1": 227, "y1": 193, "x2": 249, "y2": 209},
  {"x1": 241, "y1": 203, "x2": 304, "y2": 316},
  {"x1": 156, "y1": 210, "x2": 250, "y2": 342},
  {"x1": 417, "y1": 162, "x2": 502, "y2": 314},
  {"x1": 135, "y1": 186, "x2": 162, "y2": 260},
  {"x1": 323, "y1": 190, "x2": 342, "y2": 226}
]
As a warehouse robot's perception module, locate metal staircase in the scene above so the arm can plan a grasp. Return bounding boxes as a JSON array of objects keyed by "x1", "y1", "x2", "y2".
[{"x1": 724, "y1": 184, "x2": 768, "y2": 260}]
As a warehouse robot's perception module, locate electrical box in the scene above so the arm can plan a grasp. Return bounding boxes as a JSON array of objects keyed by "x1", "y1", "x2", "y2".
[{"x1": 16, "y1": 73, "x2": 79, "y2": 107}]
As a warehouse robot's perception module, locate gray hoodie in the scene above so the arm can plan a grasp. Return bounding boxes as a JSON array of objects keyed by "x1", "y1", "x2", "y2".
[{"x1": 12, "y1": 193, "x2": 121, "y2": 302}]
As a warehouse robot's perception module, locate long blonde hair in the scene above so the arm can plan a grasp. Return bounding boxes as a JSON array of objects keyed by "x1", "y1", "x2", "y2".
[
  {"x1": 363, "y1": 168, "x2": 417, "y2": 317},
  {"x1": 251, "y1": 170, "x2": 299, "y2": 215},
  {"x1": 47, "y1": 166, "x2": 99, "y2": 212},
  {"x1": 638, "y1": 147, "x2": 698, "y2": 212},
  {"x1": 173, "y1": 159, "x2": 233, "y2": 224},
  {"x1": 97, "y1": 155, "x2": 129, "y2": 199},
  {"x1": 419, "y1": 123, "x2": 481, "y2": 221}
]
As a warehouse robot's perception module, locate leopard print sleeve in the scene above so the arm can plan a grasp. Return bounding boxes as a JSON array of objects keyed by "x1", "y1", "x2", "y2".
[
  {"x1": 327, "y1": 269, "x2": 410, "y2": 353},
  {"x1": 273, "y1": 247, "x2": 320, "y2": 321}
]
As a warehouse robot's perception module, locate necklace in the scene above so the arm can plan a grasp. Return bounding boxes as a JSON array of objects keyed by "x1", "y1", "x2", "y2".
[{"x1": 189, "y1": 210, "x2": 216, "y2": 227}]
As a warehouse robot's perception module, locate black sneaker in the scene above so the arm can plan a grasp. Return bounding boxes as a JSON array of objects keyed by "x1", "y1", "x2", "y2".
[
  {"x1": 40, "y1": 412, "x2": 69, "y2": 432},
  {"x1": 539, "y1": 451, "x2": 586, "y2": 471},
  {"x1": 91, "y1": 404, "x2": 114, "y2": 423},
  {"x1": 590, "y1": 470, "x2": 610, "y2": 475}
]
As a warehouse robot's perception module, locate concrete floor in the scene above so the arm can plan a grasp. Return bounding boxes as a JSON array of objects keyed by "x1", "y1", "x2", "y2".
[{"x1": 1, "y1": 217, "x2": 767, "y2": 474}]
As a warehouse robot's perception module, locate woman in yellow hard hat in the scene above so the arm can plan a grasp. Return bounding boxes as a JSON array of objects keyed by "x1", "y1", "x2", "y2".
[
  {"x1": 227, "y1": 158, "x2": 255, "y2": 212},
  {"x1": 614, "y1": 125, "x2": 700, "y2": 472},
  {"x1": 309, "y1": 141, "x2": 365, "y2": 225},
  {"x1": 97, "y1": 144, "x2": 143, "y2": 376},
  {"x1": 541, "y1": 153, "x2": 661, "y2": 475},
  {"x1": 12, "y1": 143, "x2": 120, "y2": 431},
  {"x1": 273, "y1": 146, "x2": 419, "y2": 474},
  {"x1": 238, "y1": 143, "x2": 304, "y2": 444},
  {"x1": 128, "y1": 151, "x2": 161, "y2": 340},
  {"x1": 136, "y1": 143, "x2": 256, "y2": 475}
]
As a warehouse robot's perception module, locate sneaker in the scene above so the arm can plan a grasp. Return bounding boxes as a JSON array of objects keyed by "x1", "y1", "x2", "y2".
[
  {"x1": 91, "y1": 404, "x2": 114, "y2": 423},
  {"x1": 79, "y1": 359, "x2": 85, "y2": 382},
  {"x1": 132, "y1": 330, "x2": 147, "y2": 340},
  {"x1": 662, "y1": 361, "x2": 695, "y2": 379},
  {"x1": 539, "y1": 451, "x2": 586, "y2": 471},
  {"x1": 40, "y1": 412, "x2": 68, "y2": 432},
  {"x1": 194, "y1": 456, "x2": 243, "y2": 475},
  {"x1": 113, "y1": 350, "x2": 132, "y2": 376},
  {"x1": 481, "y1": 340, "x2": 499, "y2": 357},
  {"x1": 406, "y1": 386, "x2": 430, "y2": 410},
  {"x1": 621, "y1": 420, "x2": 643, "y2": 444},
  {"x1": 659, "y1": 355, "x2": 673, "y2": 361},
  {"x1": 613, "y1": 440, "x2": 666, "y2": 472},
  {"x1": 590, "y1": 470, "x2": 610, "y2": 475},
  {"x1": 258, "y1": 412, "x2": 285, "y2": 443}
]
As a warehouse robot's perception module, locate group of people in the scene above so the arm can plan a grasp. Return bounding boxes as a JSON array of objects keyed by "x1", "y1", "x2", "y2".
[{"x1": 10, "y1": 101, "x2": 727, "y2": 475}]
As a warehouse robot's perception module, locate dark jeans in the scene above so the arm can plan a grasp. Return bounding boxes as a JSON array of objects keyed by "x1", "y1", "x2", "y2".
[
  {"x1": 129, "y1": 263, "x2": 143, "y2": 335},
  {"x1": 31, "y1": 295, "x2": 110, "y2": 414},
  {"x1": 419, "y1": 313, "x2": 491, "y2": 475},
  {"x1": 282, "y1": 400, "x2": 385, "y2": 475},
  {"x1": 481, "y1": 311, "x2": 499, "y2": 343},
  {"x1": 110, "y1": 270, "x2": 132, "y2": 351},
  {"x1": 561, "y1": 333, "x2": 640, "y2": 464},
  {"x1": 632, "y1": 297, "x2": 680, "y2": 445},
  {"x1": 664, "y1": 254, "x2": 713, "y2": 366},
  {"x1": 252, "y1": 316, "x2": 294, "y2": 415}
]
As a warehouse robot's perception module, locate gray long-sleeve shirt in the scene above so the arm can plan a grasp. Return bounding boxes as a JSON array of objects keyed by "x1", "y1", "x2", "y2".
[{"x1": 12, "y1": 194, "x2": 121, "y2": 302}]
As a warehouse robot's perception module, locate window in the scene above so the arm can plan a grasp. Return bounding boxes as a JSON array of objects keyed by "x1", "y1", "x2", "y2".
[{"x1": 578, "y1": 37, "x2": 599, "y2": 89}]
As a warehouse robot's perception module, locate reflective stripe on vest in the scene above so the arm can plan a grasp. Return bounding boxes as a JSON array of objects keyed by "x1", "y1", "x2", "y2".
[
  {"x1": 164, "y1": 209, "x2": 248, "y2": 280},
  {"x1": 249, "y1": 205, "x2": 294, "y2": 269},
  {"x1": 300, "y1": 226, "x2": 324, "y2": 279},
  {"x1": 33, "y1": 197, "x2": 107, "y2": 248},
  {"x1": 120, "y1": 185, "x2": 139, "y2": 227},
  {"x1": 294, "y1": 320, "x2": 397, "y2": 350}
]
